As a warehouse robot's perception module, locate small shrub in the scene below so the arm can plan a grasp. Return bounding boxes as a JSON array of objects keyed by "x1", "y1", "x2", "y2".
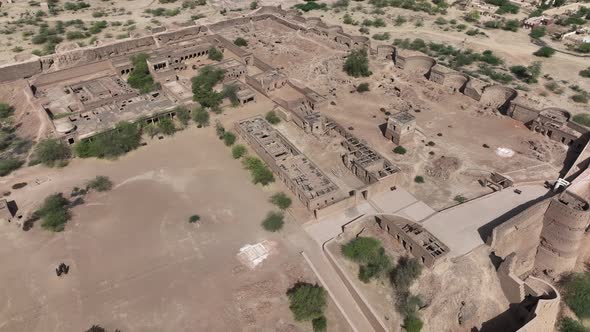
[
  {"x1": 529, "y1": 26, "x2": 546, "y2": 39},
  {"x1": 502, "y1": 19, "x2": 519, "y2": 32},
  {"x1": 270, "y1": 192, "x2": 292, "y2": 210},
  {"x1": 265, "y1": 111, "x2": 281, "y2": 124},
  {"x1": 234, "y1": 37, "x2": 248, "y2": 46},
  {"x1": 414, "y1": 176, "x2": 425, "y2": 183},
  {"x1": 356, "y1": 82, "x2": 370, "y2": 92},
  {"x1": 312, "y1": 316, "x2": 327, "y2": 332},
  {"x1": 572, "y1": 94, "x2": 589, "y2": 104},
  {"x1": 242, "y1": 156, "x2": 274, "y2": 185},
  {"x1": 534, "y1": 46, "x2": 555, "y2": 57},
  {"x1": 287, "y1": 282, "x2": 327, "y2": 321},
  {"x1": 36, "y1": 193, "x2": 70, "y2": 232},
  {"x1": 250, "y1": 1, "x2": 258, "y2": 10},
  {"x1": 262, "y1": 211, "x2": 284, "y2": 232},
  {"x1": 293, "y1": 1, "x2": 327, "y2": 12},
  {"x1": 222, "y1": 131, "x2": 236, "y2": 146},
  {"x1": 372, "y1": 32, "x2": 390, "y2": 40},
  {"x1": 176, "y1": 107, "x2": 190, "y2": 126},
  {"x1": 158, "y1": 117, "x2": 176, "y2": 135},
  {"x1": 580, "y1": 67, "x2": 590, "y2": 78},
  {"x1": 87, "y1": 176, "x2": 113, "y2": 192},
  {"x1": 394, "y1": 15, "x2": 407, "y2": 26},
  {"x1": 454, "y1": 195, "x2": 466, "y2": 203},
  {"x1": 403, "y1": 313, "x2": 424, "y2": 332},
  {"x1": 231, "y1": 144, "x2": 246, "y2": 159},
  {"x1": 393, "y1": 146, "x2": 407, "y2": 155},
  {"x1": 189, "y1": 214, "x2": 200, "y2": 223}
]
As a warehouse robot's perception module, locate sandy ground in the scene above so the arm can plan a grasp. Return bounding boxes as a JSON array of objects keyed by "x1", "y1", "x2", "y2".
[{"x1": 0, "y1": 126, "x2": 350, "y2": 332}]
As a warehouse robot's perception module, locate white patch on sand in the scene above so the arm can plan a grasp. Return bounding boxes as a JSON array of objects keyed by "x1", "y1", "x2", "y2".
[
  {"x1": 237, "y1": 241, "x2": 274, "y2": 269},
  {"x1": 495, "y1": 147, "x2": 515, "y2": 158}
]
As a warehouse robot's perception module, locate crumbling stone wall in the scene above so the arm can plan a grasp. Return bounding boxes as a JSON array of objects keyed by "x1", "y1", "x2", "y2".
[
  {"x1": 497, "y1": 253, "x2": 526, "y2": 303},
  {"x1": 0, "y1": 59, "x2": 42, "y2": 82},
  {"x1": 496, "y1": 256, "x2": 560, "y2": 332},
  {"x1": 479, "y1": 85, "x2": 517, "y2": 112},
  {"x1": 487, "y1": 199, "x2": 550, "y2": 271}
]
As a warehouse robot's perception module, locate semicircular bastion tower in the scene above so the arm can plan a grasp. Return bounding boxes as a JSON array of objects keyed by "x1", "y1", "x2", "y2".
[{"x1": 534, "y1": 191, "x2": 590, "y2": 276}]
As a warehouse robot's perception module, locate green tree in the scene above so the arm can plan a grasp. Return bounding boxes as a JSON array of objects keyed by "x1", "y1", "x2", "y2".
[
  {"x1": 208, "y1": 47, "x2": 223, "y2": 61},
  {"x1": 35, "y1": 193, "x2": 70, "y2": 232},
  {"x1": 287, "y1": 282, "x2": 327, "y2": 321},
  {"x1": 75, "y1": 121, "x2": 142, "y2": 159},
  {"x1": 189, "y1": 214, "x2": 200, "y2": 223},
  {"x1": 231, "y1": 144, "x2": 246, "y2": 159},
  {"x1": 127, "y1": 53, "x2": 157, "y2": 94},
  {"x1": 33, "y1": 138, "x2": 72, "y2": 167},
  {"x1": 342, "y1": 237, "x2": 382, "y2": 262},
  {"x1": 565, "y1": 272, "x2": 590, "y2": 318},
  {"x1": 242, "y1": 156, "x2": 274, "y2": 185},
  {"x1": 265, "y1": 111, "x2": 281, "y2": 124},
  {"x1": 175, "y1": 107, "x2": 190, "y2": 126},
  {"x1": 312, "y1": 316, "x2": 327, "y2": 332},
  {"x1": 192, "y1": 107, "x2": 210, "y2": 127},
  {"x1": 262, "y1": 211, "x2": 284, "y2": 232},
  {"x1": 158, "y1": 117, "x2": 176, "y2": 135},
  {"x1": 393, "y1": 146, "x2": 407, "y2": 154},
  {"x1": 414, "y1": 176, "x2": 425, "y2": 183},
  {"x1": 270, "y1": 192, "x2": 292, "y2": 210},
  {"x1": 192, "y1": 66, "x2": 225, "y2": 108},
  {"x1": 534, "y1": 46, "x2": 555, "y2": 57},
  {"x1": 234, "y1": 37, "x2": 248, "y2": 46},
  {"x1": 223, "y1": 84, "x2": 240, "y2": 106},
  {"x1": 342, "y1": 237, "x2": 391, "y2": 282},
  {"x1": 391, "y1": 257, "x2": 423, "y2": 292},
  {"x1": 343, "y1": 48, "x2": 371, "y2": 77},
  {"x1": 403, "y1": 313, "x2": 424, "y2": 332},
  {"x1": 87, "y1": 175, "x2": 113, "y2": 192},
  {"x1": 222, "y1": 131, "x2": 236, "y2": 146}
]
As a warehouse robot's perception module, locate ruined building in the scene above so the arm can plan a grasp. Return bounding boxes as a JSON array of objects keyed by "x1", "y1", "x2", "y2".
[
  {"x1": 376, "y1": 215, "x2": 448, "y2": 268},
  {"x1": 235, "y1": 116, "x2": 343, "y2": 212},
  {"x1": 384, "y1": 111, "x2": 416, "y2": 145}
]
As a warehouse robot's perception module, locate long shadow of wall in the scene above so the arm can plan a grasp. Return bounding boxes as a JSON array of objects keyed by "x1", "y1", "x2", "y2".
[
  {"x1": 476, "y1": 191, "x2": 555, "y2": 243},
  {"x1": 561, "y1": 132, "x2": 590, "y2": 180}
]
